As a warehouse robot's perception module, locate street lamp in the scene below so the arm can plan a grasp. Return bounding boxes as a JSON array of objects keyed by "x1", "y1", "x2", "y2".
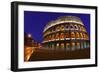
[{"x1": 28, "y1": 34, "x2": 32, "y2": 38}]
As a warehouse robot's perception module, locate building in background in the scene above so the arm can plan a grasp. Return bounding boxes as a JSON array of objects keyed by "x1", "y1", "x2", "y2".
[{"x1": 24, "y1": 33, "x2": 41, "y2": 61}]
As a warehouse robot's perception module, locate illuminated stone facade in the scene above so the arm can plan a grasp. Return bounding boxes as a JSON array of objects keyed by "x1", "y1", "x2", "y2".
[{"x1": 42, "y1": 16, "x2": 90, "y2": 51}]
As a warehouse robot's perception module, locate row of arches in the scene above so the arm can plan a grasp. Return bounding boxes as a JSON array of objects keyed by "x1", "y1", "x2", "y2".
[
  {"x1": 43, "y1": 41, "x2": 90, "y2": 51},
  {"x1": 44, "y1": 32, "x2": 89, "y2": 42},
  {"x1": 44, "y1": 23, "x2": 86, "y2": 37}
]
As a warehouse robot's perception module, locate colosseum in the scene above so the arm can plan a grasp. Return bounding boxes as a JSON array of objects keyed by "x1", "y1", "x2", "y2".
[{"x1": 42, "y1": 16, "x2": 90, "y2": 51}]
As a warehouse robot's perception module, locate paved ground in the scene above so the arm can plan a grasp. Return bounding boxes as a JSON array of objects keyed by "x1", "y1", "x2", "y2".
[{"x1": 29, "y1": 48, "x2": 90, "y2": 61}]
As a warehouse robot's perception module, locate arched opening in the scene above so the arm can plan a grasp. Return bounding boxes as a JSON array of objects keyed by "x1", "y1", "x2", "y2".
[
  {"x1": 74, "y1": 25, "x2": 78, "y2": 30},
  {"x1": 81, "y1": 42, "x2": 84, "y2": 49},
  {"x1": 51, "y1": 44, "x2": 55, "y2": 50},
  {"x1": 83, "y1": 33, "x2": 85, "y2": 40},
  {"x1": 60, "y1": 25, "x2": 64, "y2": 30},
  {"x1": 76, "y1": 42, "x2": 80, "y2": 49},
  {"x1": 66, "y1": 32, "x2": 69, "y2": 39},
  {"x1": 55, "y1": 33, "x2": 59, "y2": 40},
  {"x1": 84, "y1": 42, "x2": 87, "y2": 48},
  {"x1": 66, "y1": 43, "x2": 70, "y2": 51},
  {"x1": 76, "y1": 32, "x2": 80, "y2": 38},
  {"x1": 65, "y1": 25, "x2": 69, "y2": 30},
  {"x1": 84, "y1": 33, "x2": 89, "y2": 40},
  {"x1": 49, "y1": 35, "x2": 51, "y2": 41},
  {"x1": 56, "y1": 26, "x2": 60, "y2": 31},
  {"x1": 71, "y1": 42, "x2": 75, "y2": 51},
  {"x1": 86, "y1": 34, "x2": 89, "y2": 40},
  {"x1": 71, "y1": 32, "x2": 75, "y2": 38},
  {"x1": 56, "y1": 43, "x2": 59, "y2": 49},
  {"x1": 61, "y1": 43, "x2": 64, "y2": 50},
  {"x1": 51, "y1": 34, "x2": 54, "y2": 40},
  {"x1": 70, "y1": 24, "x2": 74, "y2": 30},
  {"x1": 46, "y1": 36, "x2": 48, "y2": 41},
  {"x1": 80, "y1": 33, "x2": 83, "y2": 39},
  {"x1": 47, "y1": 30, "x2": 50, "y2": 34},
  {"x1": 78, "y1": 25, "x2": 81, "y2": 31},
  {"x1": 60, "y1": 33, "x2": 64, "y2": 40}
]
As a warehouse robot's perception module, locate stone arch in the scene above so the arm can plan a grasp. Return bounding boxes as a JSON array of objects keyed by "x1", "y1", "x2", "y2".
[
  {"x1": 65, "y1": 24, "x2": 69, "y2": 30},
  {"x1": 70, "y1": 24, "x2": 74, "y2": 30},
  {"x1": 74, "y1": 24, "x2": 78, "y2": 30},
  {"x1": 66, "y1": 43, "x2": 70, "y2": 51},
  {"x1": 80, "y1": 33, "x2": 83, "y2": 39},
  {"x1": 49, "y1": 35, "x2": 51, "y2": 40},
  {"x1": 71, "y1": 32, "x2": 75, "y2": 38},
  {"x1": 51, "y1": 34, "x2": 54, "y2": 40},
  {"x1": 71, "y1": 42, "x2": 75, "y2": 51},
  {"x1": 56, "y1": 26, "x2": 60, "y2": 31},
  {"x1": 65, "y1": 32, "x2": 69, "y2": 38},
  {"x1": 60, "y1": 25, "x2": 64, "y2": 30},
  {"x1": 60, "y1": 33, "x2": 64, "y2": 39},
  {"x1": 76, "y1": 42, "x2": 80, "y2": 49},
  {"x1": 56, "y1": 43, "x2": 59, "y2": 49},
  {"x1": 76, "y1": 32, "x2": 80, "y2": 38},
  {"x1": 61, "y1": 43, "x2": 64, "y2": 50},
  {"x1": 56, "y1": 33, "x2": 59, "y2": 39}
]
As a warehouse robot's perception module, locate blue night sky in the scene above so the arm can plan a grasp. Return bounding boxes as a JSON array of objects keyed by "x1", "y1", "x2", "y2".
[{"x1": 24, "y1": 11, "x2": 90, "y2": 43}]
